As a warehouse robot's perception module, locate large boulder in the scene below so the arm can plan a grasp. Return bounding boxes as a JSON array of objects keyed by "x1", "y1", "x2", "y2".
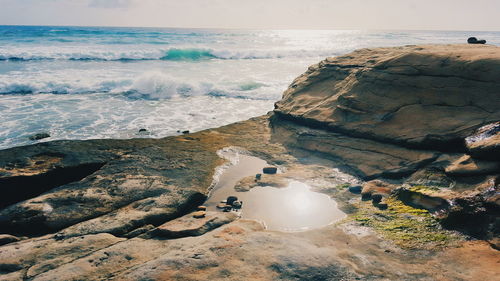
[{"x1": 274, "y1": 44, "x2": 500, "y2": 150}]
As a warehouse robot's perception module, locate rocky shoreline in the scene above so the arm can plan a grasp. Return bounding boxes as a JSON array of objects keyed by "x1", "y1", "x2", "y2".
[{"x1": 0, "y1": 44, "x2": 499, "y2": 280}]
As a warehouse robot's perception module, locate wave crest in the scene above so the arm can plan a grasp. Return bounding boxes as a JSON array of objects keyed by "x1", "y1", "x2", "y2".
[
  {"x1": 0, "y1": 47, "x2": 336, "y2": 62},
  {"x1": 0, "y1": 71, "x2": 276, "y2": 100}
]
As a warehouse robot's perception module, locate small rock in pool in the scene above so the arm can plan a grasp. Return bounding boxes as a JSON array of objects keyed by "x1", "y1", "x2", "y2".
[
  {"x1": 29, "y1": 133, "x2": 50, "y2": 141},
  {"x1": 376, "y1": 203, "x2": 388, "y2": 210},
  {"x1": 372, "y1": 194, "x2": 383, "y2": 203},
  {"x1": 226, "y1": 196, "x2": 238, "y2": 205},
  {"x1": 361, "y1": 192, "x2": 372, "y2": 201},
  {"x1": 263, "y1": 167, "x2": 278, "y2": 174},
  {"x1": 232, "y1": 201, "x2": 242, "y2": 209},
  {"x1": 348, "y1": 185, "x2": 362, "y2": 194},
  {"x1": 216, "y1": 203, "x2": 227, "y2": 209},
  {"x1": 192, "y1": 211, "x2": 206, "y2": 218},
  {"x1": 255, "y1": 173, "x2": 262, "y2": 180}
]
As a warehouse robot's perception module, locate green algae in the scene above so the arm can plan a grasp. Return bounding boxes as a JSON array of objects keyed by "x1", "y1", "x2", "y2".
[
  {"x1": 407, "y1": 185, "x2": 440, "y2": 194},
  {"x1": 335, "y1": 183, "x2": 351, "y2": 190},
  {"x1": 350, "y1": 196, "x2": 461, "y2": 249}
]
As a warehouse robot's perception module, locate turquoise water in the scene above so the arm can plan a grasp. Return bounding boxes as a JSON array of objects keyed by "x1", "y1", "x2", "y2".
[{"x1": 1, "y1": 26, "x2": 499, "y2": 149}]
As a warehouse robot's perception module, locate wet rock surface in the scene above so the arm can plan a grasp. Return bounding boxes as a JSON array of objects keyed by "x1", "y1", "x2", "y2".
[
  {"x1": 28, "y1": 133, "x2": 50, "y2": 141},
  {"x1": 0, "y1": 44, "x2": 499, "y2": 280},
  {"x1": 466, "y1": 121, "x2": 500, "y2": 160}
]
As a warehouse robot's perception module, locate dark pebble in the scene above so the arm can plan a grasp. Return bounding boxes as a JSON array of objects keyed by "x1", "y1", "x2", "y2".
[
  {"x1": 372, "y1": 194, "x2": 383, "y2": 203},
  {"x1": 29, "y1": 133, "x2": 50, "y2": 141},
  {"x1": 376, "y1": 203, "x2": 388, "y2": 210},
  {"x1": 361, "y1": 192, "x2": 372, "y2": 201},
  {"x1": 348, "y1": 185, "x2": 362, "y2": 194},
  {"x1": 263, "y1": 167, "x2": 277, "y2": 174},
  {"x1": 226, "y1": 196, "x2": 238, "y2": 205}
]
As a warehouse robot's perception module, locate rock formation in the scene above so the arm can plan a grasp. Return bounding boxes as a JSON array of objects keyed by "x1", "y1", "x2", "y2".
[
  {"x1": 275, "y1": 44, "x2": 500, "y2": 150},
  {"x1": 0, "y1": 44, "x2": 498, "y2": 280}
]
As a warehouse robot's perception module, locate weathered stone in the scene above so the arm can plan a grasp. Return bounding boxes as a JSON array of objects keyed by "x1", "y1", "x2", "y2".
[
  {"x1": 361, "y1": 180, "x2": 397, "y2": 197},
  {"x1": 192, "y1": 211, "x2": 206, "y2": 218},
  {"x1": 275, "y1": 44, "x2": 500, "y2": 150},
  {"x1": 122, "y1": 224, "x2": 155, "y2": 238},
  {"x1": 0, "y1": 233, "x2": 124, "y2": 280},
  {"x1": 466, "y1": 121, "x2": 500, "y2": 160},
  {"x1": 151, "y1": 211, "x2": 237, "y2": 238},
  {"x1": 0, "y1": 234, "x2": 20, "y2": 246},
  {"x1": 395, "y1": 187, "x2": 450, "y2": 212},
  {"x1": 444, "y1": 155, "x2": 500, "y2": 176},
  {"x1": 270, "y1": 117, "x2": 439, "y2": 180},
  {"x1": 406, "y1": 166, "x2": 454, "y2": 188}
]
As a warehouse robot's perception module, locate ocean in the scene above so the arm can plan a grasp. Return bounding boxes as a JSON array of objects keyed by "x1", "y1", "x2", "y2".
[{"x1": 1, "y1": 26, "x2": 499, "y2": 149}]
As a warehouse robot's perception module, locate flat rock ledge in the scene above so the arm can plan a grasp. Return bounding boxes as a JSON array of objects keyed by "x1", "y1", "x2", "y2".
[{"x1": 149, "y1": 211, "x2": 237, "y2": 238}]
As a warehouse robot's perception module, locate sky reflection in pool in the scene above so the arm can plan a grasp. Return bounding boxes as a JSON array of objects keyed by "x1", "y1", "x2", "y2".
[
  {"x1": 206, "y1": 152, "x2": 346, "y2": 232},
  {"x1": 242, "y1": 181, "x2": 346, "y2": 232}
]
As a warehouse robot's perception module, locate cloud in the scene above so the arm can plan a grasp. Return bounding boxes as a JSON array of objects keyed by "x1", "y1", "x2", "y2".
[{"x1": 88, "y1": 0, "x2": 132, "y2": 9}]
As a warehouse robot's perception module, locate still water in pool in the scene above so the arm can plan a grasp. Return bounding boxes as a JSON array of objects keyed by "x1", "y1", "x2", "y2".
[{"x1": 205, "y1": 152, "x2": 346, "y2": 232}]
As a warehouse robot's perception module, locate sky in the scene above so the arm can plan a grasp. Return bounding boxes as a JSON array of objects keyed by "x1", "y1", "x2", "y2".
[{"x1": 0, "y1": 0, "x2": 499, "y2": 31}]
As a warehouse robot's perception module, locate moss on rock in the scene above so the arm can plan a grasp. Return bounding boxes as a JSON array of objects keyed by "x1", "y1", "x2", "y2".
[{"x1": 350, "y1": 196, "x2": 462, "y2": 249}]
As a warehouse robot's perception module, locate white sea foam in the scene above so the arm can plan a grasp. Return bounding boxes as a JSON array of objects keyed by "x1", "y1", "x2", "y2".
[
  {"x1": 0, "y1": 94, "x2": 274, "y2": 149},
  {"x1": 0, "y1": 46, "x2": 342, "y2": 62},
  {"x1": 2, "y1": 27, "x2": 500, "y2": 150},
  {"x1": 0, "y1": 59, "x2": 302, "y2": 100}
]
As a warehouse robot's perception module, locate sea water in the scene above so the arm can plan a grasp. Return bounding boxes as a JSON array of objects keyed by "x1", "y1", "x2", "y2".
[{"x1": 1, "y1": 26, "x2": 499, "y2": 149}]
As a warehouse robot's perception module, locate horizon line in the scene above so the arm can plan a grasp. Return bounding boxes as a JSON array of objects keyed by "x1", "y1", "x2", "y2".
[{"x1": 1, "y1": 24, "x2": 499, "y2": 33}]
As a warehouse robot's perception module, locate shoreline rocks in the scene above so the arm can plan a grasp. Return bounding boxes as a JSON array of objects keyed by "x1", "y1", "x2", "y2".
[
  {"x1": 0, "y1": 44, "x2": 498, "y2": 281},
  {"x1": 28, "y1": 133, "x2": 50, "y2": 141}
]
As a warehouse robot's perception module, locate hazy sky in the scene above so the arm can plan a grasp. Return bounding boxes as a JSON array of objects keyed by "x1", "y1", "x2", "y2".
[{"x1": 0, "y1": 0, "x2": 499, "y2": 30}]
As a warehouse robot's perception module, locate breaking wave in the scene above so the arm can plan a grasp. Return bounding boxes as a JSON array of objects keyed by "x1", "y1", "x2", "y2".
[
  {"x1": 0, "y1": 47, "x2": 337, "y2": 62},
  {"x1": 0, "y1": 71, "x2": 277, "y2": 100}
]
